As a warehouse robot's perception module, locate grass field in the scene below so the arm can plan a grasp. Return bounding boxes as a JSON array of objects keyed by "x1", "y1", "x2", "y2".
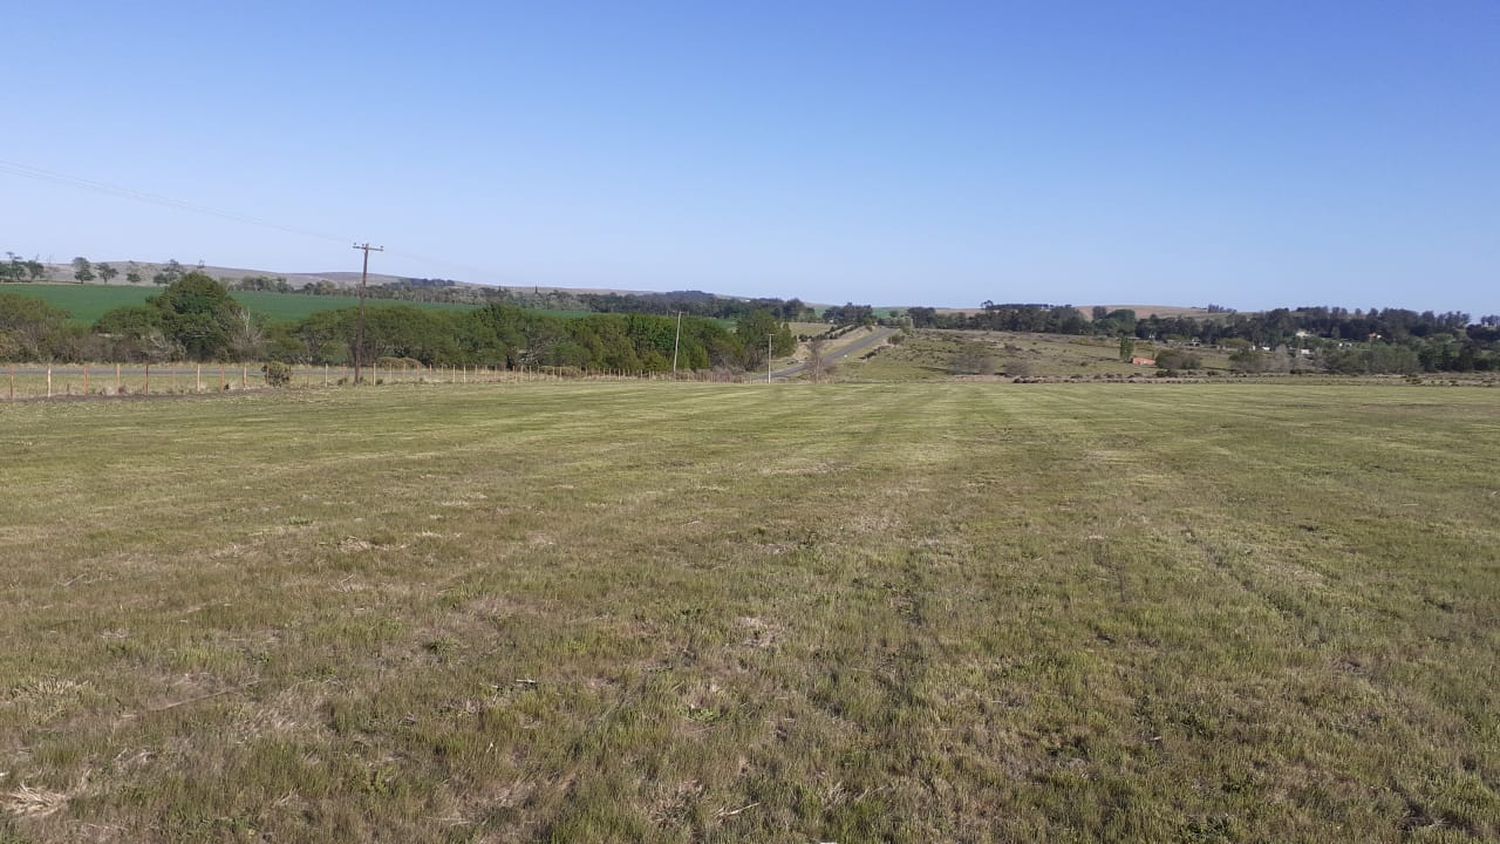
[
  {"x1": 2, "y1": 383, "x2": 1497, "y2": 841},
  {"x1": 846, "y1": 330, "x2": 1236, "y2": 381},
  {"x1": 1, "y1": 284, "x2": 478, "y2": 325}
]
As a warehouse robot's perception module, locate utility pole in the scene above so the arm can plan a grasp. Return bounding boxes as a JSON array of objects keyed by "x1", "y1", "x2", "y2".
[
  {"x1": 671, "y1": 311, "x2": 683, "y2": 375},
  {"x1": 351, "y1": 242, "x2": 384, "y2": 384},
  {"x1": 767, "y1": 333, "x2": 774, "y2": 383}
]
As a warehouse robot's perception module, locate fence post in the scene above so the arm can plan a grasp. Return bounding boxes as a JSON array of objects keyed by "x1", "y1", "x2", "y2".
[
  {"x1": 219, "y1": 365, "x2": 225, "y2": 391},
  {"x1": 46, "y1": 365, "x2": 52, "y2": 399},
  {"x1": 241, "y1": 365, "x2": 247, "y2": 389},
  {"x1": 324, "y1": 364, "x2": 329, "y2": 387},
  {"x1": 144, "y1": 363, "x2": 150, "y2": 395},
  {"x1": 196, "y1": 363, "x2": 202, "y2": 393},
  {"x1": 115, "y1": 363, "x2": 121, "y2": 394}
]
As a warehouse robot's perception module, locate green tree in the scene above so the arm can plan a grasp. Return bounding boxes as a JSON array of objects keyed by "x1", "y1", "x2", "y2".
[
  {"x1": 735, "y1": 309, "x2": 794, "y2": 368},
  {"x1": 0, "y1": 252, "x2": 21, "y2": 283},
  {"x1": 96, "y1": 262, "x2": 118, "y2": 284},
  {"x1": 1119, "y1": 336, "x2": 1136, "y2": 361},
  {"x1": 151, "y1": 271, "x2": 247, "y2": 360},
  {"x1": 152, "y1": 259, "x2": 184, "y2": 286},
  {"x1": 0, "y1": 293, "x2": 72, "y2": 360},
  {"x1": 125, "y1": 262, "x2": 143, "y2": 284},
  {"x1": 71, "y1": 256, "x2": 95, "y2": 283}
]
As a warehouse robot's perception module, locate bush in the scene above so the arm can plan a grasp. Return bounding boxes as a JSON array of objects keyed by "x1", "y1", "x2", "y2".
[
  {"x1": 951, "y1": 344, "x2": 997, "y2": 375},
  {"x1": 1155, "y1": 348, "x2": 1201, "y2": 370},
  {"x1": 1004, "y1": 358, "x2": 1034, "y2": 378},
  {"x1": 263, "y1": 361, "x2": 293, "y2": 387}
]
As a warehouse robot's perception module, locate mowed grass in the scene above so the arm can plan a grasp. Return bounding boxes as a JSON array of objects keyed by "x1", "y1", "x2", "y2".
[
  {"x1": 2, "y1": 383, "x2": 1497, "y2": 842},
  {"x1": 2, "y1": 284, "x2": 477, "y2": 325}
]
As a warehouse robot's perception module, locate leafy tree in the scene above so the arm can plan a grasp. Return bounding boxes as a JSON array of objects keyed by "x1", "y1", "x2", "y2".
[
  {"x1": 0, "y1": 294, "x2": 72, "y2": 360},
  {"x1": 71, "y1": 257, "x2": 95, "y2": 283},
  {"x1": 1155, "y1": 348, "x2": 1201, "y2": 370},
  {"x1": 1119, "y1": 337, "x2": 1136, "y2": 361},
  {"x1": 93, "y1": 304, "x2": 174, "y2": 361},
  {"x1": 735, "y1": 309, "x2": 794, "y2": 368},
  {"x1": 151, "y1": 272, "x2": 248, "y2": 360},
  {"x1": 152, "y1": 259, "x2": 184, "y2": 286},
  {"x1": 96, "y1": 262, "x2": 118, "y2": 283},
  {"x1": 126, "y1": 262, "x2": 143, "y2": 284},
  {"x1": 0, "y1": 252, "x2": 22, "y2": 283}
]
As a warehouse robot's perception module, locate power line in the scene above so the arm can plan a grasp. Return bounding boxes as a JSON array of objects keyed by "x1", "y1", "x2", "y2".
[
  {"x1": 0, "y1": 158, "x2": 522, "y2": 288},
  {"x1": 0, "y1": 159, "x2": 349, "y2": 245}
]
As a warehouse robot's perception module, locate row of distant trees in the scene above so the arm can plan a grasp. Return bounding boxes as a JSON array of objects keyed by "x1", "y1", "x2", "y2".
[
  {"x1": 0, "y1": 272, "x2": 799, "y2": 370},
  {"x1": 909, "y1": 302, "x2": 1500, "y2": 372},
  {"x1": 0, "y1": 254, "x2": 194, "y2": 286},
  {"x1": 4, "y1": 248, "x2": 856, "y2": 326}
]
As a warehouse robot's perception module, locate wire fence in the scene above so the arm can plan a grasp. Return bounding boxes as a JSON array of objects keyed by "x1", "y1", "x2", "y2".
[{"x1": 1, "y1": 362, "x2": 745, "y2": 401}]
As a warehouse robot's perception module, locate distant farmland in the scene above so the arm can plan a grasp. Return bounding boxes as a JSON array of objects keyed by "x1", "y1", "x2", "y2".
[{"x1": 1, "y1": 283, "x2": 480, "y2": 325}]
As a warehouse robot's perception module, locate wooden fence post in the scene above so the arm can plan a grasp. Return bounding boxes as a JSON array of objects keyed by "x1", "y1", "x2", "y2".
[
  {"x1": 144, "y1": 363, "x2": 150, "y2": 395},
  {"x1": 46, "y1": 365, "x2": 52, "y2": 398},
  {"x1": 115, "y1": 363, "x2": 121, "y2": 394},
  {"x1": 196, "y1": 363, "x2": 202, "y2": 393}
]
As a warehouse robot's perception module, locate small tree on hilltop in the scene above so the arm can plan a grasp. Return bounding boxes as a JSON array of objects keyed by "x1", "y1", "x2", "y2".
[
  {"x1": 96, "y1": 262, "x2": 118, "y2": 284},
  {"x1": 72, "y1": 257, "x2": 95, "y2": 283}
]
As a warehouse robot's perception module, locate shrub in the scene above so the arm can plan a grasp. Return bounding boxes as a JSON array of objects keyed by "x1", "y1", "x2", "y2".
[
  {"x1": 1005, "y1": 358, "x2": 1035, "y2": 378},
  {"x1": 1155, "y1": 348, "x2": 1201, "y2": 370},
  {"x1": 951, "y1": 344, "x2": 997, "y2": 375},
  {"x1": 263, "y1": 361, "x2": 293, "y2": 387}
]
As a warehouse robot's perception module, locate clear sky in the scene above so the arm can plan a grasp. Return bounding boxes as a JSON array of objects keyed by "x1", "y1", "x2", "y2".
[{"x1": 5, "y1": 1, "x2": 1497, "y2": 314}]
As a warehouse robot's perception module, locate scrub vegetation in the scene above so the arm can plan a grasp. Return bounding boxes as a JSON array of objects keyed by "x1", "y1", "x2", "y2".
[{"x1": 3, "y1": 382, "x2": 1496, "y2": 841}]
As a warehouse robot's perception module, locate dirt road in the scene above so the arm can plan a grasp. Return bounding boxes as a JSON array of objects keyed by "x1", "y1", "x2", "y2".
[{"x1": 772, "y1": 326, "x2": 897, "y2": 380}]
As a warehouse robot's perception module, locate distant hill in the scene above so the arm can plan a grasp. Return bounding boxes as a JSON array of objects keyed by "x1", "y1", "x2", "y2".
[
  {"x1": 32, "y1": 260, "x2": 692, "y2": 298},
  {"x1": 1, "y1": 282, "x2": 478, "y2": 325}
]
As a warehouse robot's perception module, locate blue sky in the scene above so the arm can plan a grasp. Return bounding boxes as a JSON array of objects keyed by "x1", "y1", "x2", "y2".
[{"x1": 4, "y1": 1, "x2": 1497, "y2": 314}]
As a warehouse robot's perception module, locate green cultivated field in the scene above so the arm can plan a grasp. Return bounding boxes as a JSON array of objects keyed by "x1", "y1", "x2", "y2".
[
  {"x1": 1, "y1": 283, "x2": 477, "y2": 324},
  {"x1": 2, "y1": 383, "x2": 1497, "y2": 841}
]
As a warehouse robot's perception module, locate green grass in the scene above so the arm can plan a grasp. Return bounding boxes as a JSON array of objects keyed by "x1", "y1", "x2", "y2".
[
  {"x1": 1, "y1": 283, "x2": 477, "y2": 325},
  {"x1": 846, "y1": 329, "x2": 1237, "y2": 380},
  {"x1": 2, "y1": 383, "x2": 1497, "y2": 841}
]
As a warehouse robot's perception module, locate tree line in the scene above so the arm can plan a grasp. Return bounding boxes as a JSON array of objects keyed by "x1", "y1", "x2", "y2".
[
  {"x1": 908, "y1": 303, "x2": 1500, "y2": 372},
  {"x1": 0, "y1": 272, "x2": 798, "y2": 371},
  {"x1": 7, "y1": 251, "x2": 832, "y2": 324}
]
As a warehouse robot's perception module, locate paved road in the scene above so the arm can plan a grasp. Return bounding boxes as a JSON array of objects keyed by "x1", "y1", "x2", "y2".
[{"x1": 771, "y1": 326, "x2": 897, "y2": 380}]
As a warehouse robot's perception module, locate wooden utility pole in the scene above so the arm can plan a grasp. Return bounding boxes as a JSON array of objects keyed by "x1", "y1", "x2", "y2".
[{"x1": 352, "y1": 242, "x2": 384, "y2": 384}]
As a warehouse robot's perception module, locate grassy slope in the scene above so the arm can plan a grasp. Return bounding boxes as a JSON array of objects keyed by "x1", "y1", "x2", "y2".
[
  {"x1": 1, "y1": 283, "x2": 477, "y2": 325},
  {"x1": 846, "y1": 329, "x2": 1236, "y2": 380},
  {"x1": 2, "y1": 384, "x2": 1497, "y2": 841}
]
